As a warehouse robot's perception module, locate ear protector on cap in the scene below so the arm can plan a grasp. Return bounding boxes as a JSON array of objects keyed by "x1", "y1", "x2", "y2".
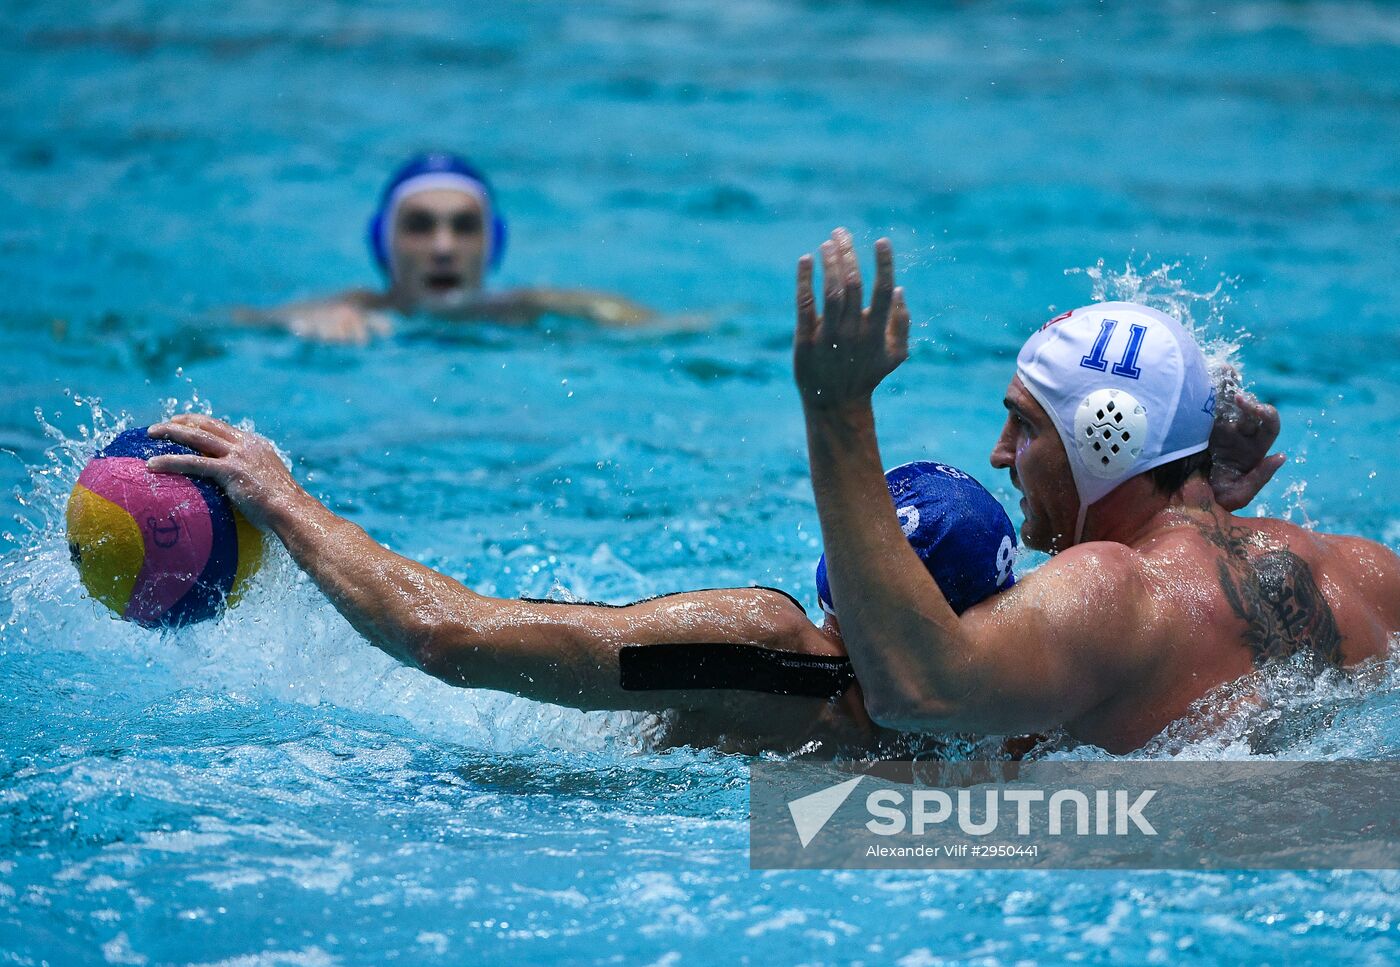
[{"x1": 1074, "y1": 388, "x2": 1148, "y2": 478}]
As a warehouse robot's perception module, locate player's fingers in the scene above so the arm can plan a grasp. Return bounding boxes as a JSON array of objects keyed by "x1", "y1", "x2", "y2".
[
  {"x1": 1252, "y1": 452, "x2": 1287, "y2": 483},
  {"x1": 1255, "y1": 401, "x2": 1280, "y2": 438},
  {"x1": 795, "y1": 254, "x2": 819, "y2": 342},
  {"x1": 833, "y1": 228, "x2": 862, "y2": 333},
  {"x1": 1233, "y1": 395, "x2": 1278, "y2": 439},
  {"x1": 1223, "y1": 453, "x2": 1286, "y2": 512},
  {"x1": 868, "y1": 238, "x2": 894, "y2": 328},
  {"x1": 167, "y1": 413, "x2": 242, "y2": 443},
  {"x1": 887, "y1": 287, "x2": 911, "y2": 363},
  {"x1": 820, "y1": 239, "x2": 844, "y2": 333},
  {"x1": 146, "y1": 453, "x2": 225, "y2": 480},
  {"x1": 148, "y1": 423, "x2": 234, "y2": 458}
]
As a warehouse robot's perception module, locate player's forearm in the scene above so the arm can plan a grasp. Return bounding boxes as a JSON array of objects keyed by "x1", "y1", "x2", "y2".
[
  {"x1": 262, "y1": 493, "x2": 472, "y2": 669},
  {"x1": 803, "y1": 400, "x2": 970, "y2": 723},
  {"x1": 258, "y1": 494, "x2": 821, "y2": 713},
  {"x1": 260, "y1": 498, "x2": 588, "y2": 699},
  {"x1": 445, "y1": 289, "x2": 653, "y2": 327},
  {"x1": 262, "y1": 494, "x2": 618, "y2": 701}
]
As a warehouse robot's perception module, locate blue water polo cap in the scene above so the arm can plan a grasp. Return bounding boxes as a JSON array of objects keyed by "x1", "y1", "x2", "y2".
[
  {"x1": 815, "y1": 461, "x2": 1018, "y2": 617},
  {"x1": 366, "y1": 152, "x2": 508, "y2": 277}
]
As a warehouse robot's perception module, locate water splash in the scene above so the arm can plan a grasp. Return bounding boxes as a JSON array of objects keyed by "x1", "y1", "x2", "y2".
[
  {"x1": 4, "y1": 388, "x2": 220, "y2": 548},
  {"x1": 0, "y1": 398, "x2": 660, "y2": 760},
  {"x1": 1142, "y1": 649, "x2": 1400, "y2": 760},
  {"x1": 1065, "y1": 256, "x2": 1247, "y2": 396},
  {"x1": 1067, "y1": 257, "x2": 1236, "y2": 327}
]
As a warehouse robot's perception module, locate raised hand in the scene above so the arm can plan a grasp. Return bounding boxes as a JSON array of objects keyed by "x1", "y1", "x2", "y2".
[
  {"x1": 146, "y1": 415, "x2": 310, "y2": 531},
  {"x1": 1208, "y1": 366, "x2": 1286, "y2": 511},
  {"x1": 793, "y1": 228, "x2": 911, "y2": 409}
]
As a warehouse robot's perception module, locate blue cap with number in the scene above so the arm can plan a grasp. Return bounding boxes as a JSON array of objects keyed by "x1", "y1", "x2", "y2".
[{"x1": 815, "y1": 461, "x2": 1018, "y2": 618}]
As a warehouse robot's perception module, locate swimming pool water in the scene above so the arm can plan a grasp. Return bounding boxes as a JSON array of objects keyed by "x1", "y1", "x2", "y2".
[{"x1": 4, "y1": 0, "x2": 1400, "y2": 962}]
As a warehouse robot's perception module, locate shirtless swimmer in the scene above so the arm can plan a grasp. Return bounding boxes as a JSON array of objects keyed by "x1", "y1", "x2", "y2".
[
  {"x1": 239, "y1": 153, "x2": 653, "y2": 344},
  {"x1": 797, "y1": 229, "x2": 1400, "y2": 753}
]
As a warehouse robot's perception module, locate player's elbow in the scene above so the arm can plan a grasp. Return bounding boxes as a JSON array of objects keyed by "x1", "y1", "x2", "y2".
[
  {"x1": 864, "y1": 688, "x2": 1035, "y2": 734},
  {"x1": 848, "y1": 633, "x2": 977, "y2": 730},
  {"x1": 755, "y1": 592, "x2": 828, "y2": 652},
  {"x1": 860, "y1": 686, "x2": 963, "y2": 733}
]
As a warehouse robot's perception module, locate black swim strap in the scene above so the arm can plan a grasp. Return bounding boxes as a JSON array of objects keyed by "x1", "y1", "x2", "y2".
[{"x1": 619, "y1": 642, "x2": 856, "y2": 699}]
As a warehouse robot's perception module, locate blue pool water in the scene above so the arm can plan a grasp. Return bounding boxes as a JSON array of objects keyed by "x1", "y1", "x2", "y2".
[{"x1": 4, "y1": 0, "x2": 1400, "y2": 962}]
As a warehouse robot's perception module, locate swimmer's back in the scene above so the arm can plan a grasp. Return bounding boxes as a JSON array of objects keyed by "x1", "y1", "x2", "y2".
[
  {"x1": 1262, "y1": 521, "x2": 1400, "y2": 661},
  {"x1": 1070, "y1": 493, "x2": 1400, "y2": 750}
]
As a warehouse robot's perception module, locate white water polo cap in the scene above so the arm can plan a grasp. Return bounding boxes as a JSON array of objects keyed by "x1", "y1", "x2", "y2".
[{"x1": 1015, "y1": 301, "x2": 1217, "y2": 542}]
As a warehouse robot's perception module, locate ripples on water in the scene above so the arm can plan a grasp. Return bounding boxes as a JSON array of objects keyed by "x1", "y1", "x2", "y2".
[
  {"x1": 5, "y1": 0, "x2": 1400, "y2": 962},
  {"x1": 5, "y1": 274, "x2": 1399, "y2": 963}
]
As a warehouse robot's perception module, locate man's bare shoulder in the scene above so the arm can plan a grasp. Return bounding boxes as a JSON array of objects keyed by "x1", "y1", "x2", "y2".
[
  {"x1": 1008, "y1": 540, "x2": 1150, "y2": 599},
  {"x1": 1316, "y1": 532, "x2": 1400, "y2": 629},
  {"x1": 973, "y1": 541, "x2": 1160, "y2": 660},
  {"x1": 950, "y1": 541, "x2": 1165, "y2": 733},
  {"x1": 1170, "y1": 510, "x2": 1399, "y2": 663},
  {"x1": 1317, "y1": 531, "x2": 1400, "y2": 571}
]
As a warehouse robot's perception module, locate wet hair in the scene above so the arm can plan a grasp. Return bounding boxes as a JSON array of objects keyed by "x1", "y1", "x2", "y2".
[{"x1": 1150, "y1": 448, "x2": 1213, "y2": 494}]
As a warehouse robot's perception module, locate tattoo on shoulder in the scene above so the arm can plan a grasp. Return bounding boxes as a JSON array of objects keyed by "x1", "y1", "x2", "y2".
[{"x1": 1201, "y1": 518, "x2": 1344, "y2": 667}]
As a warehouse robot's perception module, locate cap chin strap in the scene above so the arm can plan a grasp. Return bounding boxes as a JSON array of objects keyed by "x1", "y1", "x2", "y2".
[{"x1": 1073, "y1": 500, "x2": 1090, "y2": 546}]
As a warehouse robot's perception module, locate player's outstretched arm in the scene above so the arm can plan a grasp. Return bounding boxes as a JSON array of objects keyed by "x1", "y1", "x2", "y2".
[
  {"x1": 443, "y1": 288, "x2": 656, "y2": 327},
  {"x1": 145, "y1": 416, "x2": 844, "y2": 720}
]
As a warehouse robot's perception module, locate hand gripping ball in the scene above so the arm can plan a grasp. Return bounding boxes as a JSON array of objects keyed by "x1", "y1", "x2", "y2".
[{"x1": 65, "y1": 427, "x2": 263, "y2": 628}]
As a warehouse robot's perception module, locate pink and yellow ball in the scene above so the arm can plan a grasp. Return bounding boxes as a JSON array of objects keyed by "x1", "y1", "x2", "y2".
[{"x1": 66, "y1": 427, "x2": 262, "y2": 628}]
